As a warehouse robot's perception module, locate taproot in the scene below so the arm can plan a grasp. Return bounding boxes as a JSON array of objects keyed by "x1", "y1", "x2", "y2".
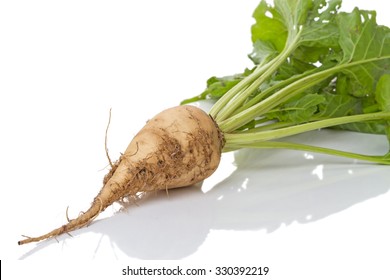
[{"x1": 18, "y1": 105, "x2": 224, "y2": 245}]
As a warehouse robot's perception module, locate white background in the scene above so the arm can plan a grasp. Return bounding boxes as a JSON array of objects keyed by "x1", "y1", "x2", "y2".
[{"x1": 1, "y1": 0, "x2": 389, "y2": 279}]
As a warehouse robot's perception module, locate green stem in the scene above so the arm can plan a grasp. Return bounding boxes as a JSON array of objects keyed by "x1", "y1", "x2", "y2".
[
  {"x1": 233, "y1": 66, "x2": 321, "y2": 115},
  {"x1": 246, "y1": 120, "x2": 296, "y2": 132},
  {"x1": 213, "y1": 33, "x2": 302, "y2": 122},
  {"x1": 224, "y1": 141, "x2": 390, "y2": 165},
  {"x1": 224, "y1": 112, "x2": 390, "y2": 145},
  {"x1": 219, "y1": 56, "x2": 390, "y2": 132},
  {"x1": 219, "y1": 69, "x2": 333, "y2": 132},
  {"x1": 209, "y1": 59, "x2": 270, "y2": 119},
  {"x1": 180, "y1": 93, "x2": 208, "y2": 105}
]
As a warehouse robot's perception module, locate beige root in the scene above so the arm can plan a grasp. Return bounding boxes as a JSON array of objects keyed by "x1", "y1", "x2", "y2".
[{"x1": 18, "y1": 105, "x2": 224, "y2": 245}]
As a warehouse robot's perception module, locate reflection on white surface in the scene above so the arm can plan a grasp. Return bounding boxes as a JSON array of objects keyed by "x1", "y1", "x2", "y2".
[
  {"x1": 241, "y1": 178, "x2": 249, "y2": 190},
  {"x1": 304, "y1": 152, "x2": 314, "y2": 160},
  {"x1": 312, "y1": 164, "x2": 324, "y2": 180}
]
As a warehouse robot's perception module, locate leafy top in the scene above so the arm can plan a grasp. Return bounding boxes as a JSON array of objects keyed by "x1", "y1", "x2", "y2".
[{"x1": 181, "y1": 0, "x2": 390, "y2": 163}]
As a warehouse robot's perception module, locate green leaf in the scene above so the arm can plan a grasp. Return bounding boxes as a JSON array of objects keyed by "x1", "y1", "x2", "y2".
[
  {"x1": 266, "y1": 93, "x2": 326, "y2": 123},
  {"x1": 317, "y1": 92, "x2": 359, "y2": 118},
  {"x1": 248, "y1": 40, "x2": 278, "y2": 65},
  {"x1": 251, "y1": 0, "x2": 288, "y2": 52},
  {"x1": 251, "y1": 0, "x2": 340, "y2": 56},
  {"x1": 336, "y1": 8, "x2": 390, "y2": 97},
  {"x1": 336, "y1": 122, "x2": 387, "y2": 134},
  {"x1": 375, "y1": 74, "x2": 390, "y2": 142},
  {"x1": 293, "y1": 46, "x2": 331, "y2": 64},
  {"x1": 375, "y1": 74, "x2": 390, "y2": 112},
  {"x1": 204, "y1": 77, "x2": 240, "y2": 99},
  {"x1": 313, "y1": 9, "x2": 390, "y2": 134},
  {"x1": 299, "y1": 0, "x2": 341, "y2": 48},
  {"x1": 180, "y1": 68, "x2": 254, "y2": 104}
]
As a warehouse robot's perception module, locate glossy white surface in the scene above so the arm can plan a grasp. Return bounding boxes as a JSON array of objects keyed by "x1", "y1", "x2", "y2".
[{"x1": 1, "y1": 0, "x2": 389, "y2": 279}]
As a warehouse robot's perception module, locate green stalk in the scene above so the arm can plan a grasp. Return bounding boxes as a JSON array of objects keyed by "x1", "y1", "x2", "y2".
[
  {"x1": 219, "y1": 68, "x2": 333, "y2": 132},
  {"x1": 209, "y1": 58, "x2": 271, "y2": 119},
  {"x1": 245, "y1": 120, "x2": 296, "y2": 133},
  {"x1": 213, "y1": 32, "x2": 302, "y2": 122},
  {"x1": 224, "y1": 112, "x2": 390, "y2": 145},
  {"x1": 233, "y1": 66, "x2": 321, "y2": 115},
  {"x1": 218, "y1": 56, "x2": 390, "y2": 133},
  {"x1": 224, "y1": 141, "x2": 390, "y2": 165}
]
